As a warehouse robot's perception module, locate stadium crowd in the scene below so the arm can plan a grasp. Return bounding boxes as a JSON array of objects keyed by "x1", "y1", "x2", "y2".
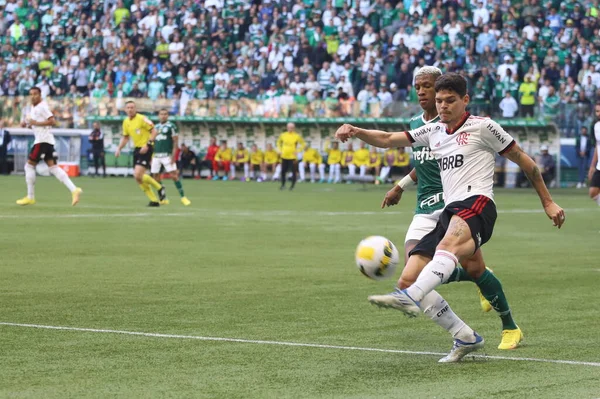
[{"x1": 0, "y1": 0, "x2": 599, "y2": 135}]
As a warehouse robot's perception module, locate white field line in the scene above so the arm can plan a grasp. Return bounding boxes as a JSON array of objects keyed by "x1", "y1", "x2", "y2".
[
  {"x1": 1, "y1": 322, "x2": 599, "y2": 368},
  {"x1": 0, "y1": 208, "x2": 591, "y2": 219}
]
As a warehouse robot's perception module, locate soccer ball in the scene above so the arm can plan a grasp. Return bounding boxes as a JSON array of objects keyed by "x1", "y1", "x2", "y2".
[{"x1": 355, "y1": 236, "x2": 400, "y2": 281}]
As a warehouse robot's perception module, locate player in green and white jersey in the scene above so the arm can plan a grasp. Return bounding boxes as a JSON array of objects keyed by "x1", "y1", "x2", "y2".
[
  {"x1": 373, "y1": 67, "x2": 522, "y2": 357},
  {"x1": 150, "y1": 109, "x2": 191, "y2": 206}
]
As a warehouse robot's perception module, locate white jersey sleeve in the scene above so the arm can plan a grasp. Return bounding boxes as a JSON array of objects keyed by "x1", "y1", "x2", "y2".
[
  {"x1": 480, "y1": 119, "x2": 516, "y2": 155},
  {"x1": 406, "y1": 124, "x2": 434, "y2": 147}
]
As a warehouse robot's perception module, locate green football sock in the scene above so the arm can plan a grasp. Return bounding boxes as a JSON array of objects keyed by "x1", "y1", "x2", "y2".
[
  {"x1": 475, "y1": 269, "x2": 518, "y2": 330},
  {"x1": 447, "y1": 266, "x2": 475, "y2": 283},
  {"x1": 174, "y1": 179, "x2": 185, "y2": 197}
]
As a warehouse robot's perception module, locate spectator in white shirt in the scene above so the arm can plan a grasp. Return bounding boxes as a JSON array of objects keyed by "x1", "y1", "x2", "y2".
[
  {"x1": 472, "y1": 1, "x2": 490, "y2": 27},
  {"x1": 522, "y1": 19, "x2": 539, "y2": 41},
  {"x1": 169, "y1": 35, "x2": 184, "y2": 65},
  {"x1": 497, "y1": 55, "x2": 518, "y2": 81},
  {"x1": 409, "y1": 0, "x2": 423, "y2": 17},
  {"x1": 161, "y1": 18, "x2": 177, "y2": 41},
  {"x1": 214, "y1": 65, "x2": 230, "y2": 85},
  {"x1": 499, "y1": 92, "x2": 519, "y2": 118},
  {"x1": 361, "y1": 25, "x2": 378, "y2": 48},
  {"x1": 392, "y1": 27, "x2": 409, "y2": 47}
]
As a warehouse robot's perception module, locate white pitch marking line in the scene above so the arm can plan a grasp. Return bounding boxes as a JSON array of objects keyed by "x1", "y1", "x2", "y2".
[{"x1": 1, "y1": 322, "x2": 599, "y2": 368}]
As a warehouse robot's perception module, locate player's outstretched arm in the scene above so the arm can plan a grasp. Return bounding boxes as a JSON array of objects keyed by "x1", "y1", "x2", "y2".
[
  {"x1": 503, "y1": 144, "x2": 565, "y2": 228},
  {"x1": 334, "y1": 124, "x2": 412, "y2": 148}
]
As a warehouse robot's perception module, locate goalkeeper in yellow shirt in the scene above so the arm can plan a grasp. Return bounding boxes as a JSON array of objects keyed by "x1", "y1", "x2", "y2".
[
  {"x1": 232, "y1": 142, "x2": 250, "y2": 181},
  {"x1": 353, "y1": 142, "x2": 370, "y2": 178},
  {"x1": 299, "y1": 145, "x2": 325, "y2": 183},
  {"x1": 276, "y1": 122, "x2": 306, "y2": 190},
  {"x1": 115, "y1": 101, "x2": 165, "y2": 206},
  {"x1": 249, "y1": 144, "x2": 265, "y2": 182},
  {"x1": 326, "y1": 141, "x2": 342, "y2": 183}
]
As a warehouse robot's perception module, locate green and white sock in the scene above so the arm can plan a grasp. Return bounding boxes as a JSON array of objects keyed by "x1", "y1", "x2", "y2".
[{"x1": 174, "y1": 179, "x2": 185, "y2": 198}]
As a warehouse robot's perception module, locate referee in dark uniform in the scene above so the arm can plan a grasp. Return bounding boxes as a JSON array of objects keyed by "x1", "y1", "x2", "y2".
[{"x1": 89, "y1": 122, "x2": 106, "y2": 177}]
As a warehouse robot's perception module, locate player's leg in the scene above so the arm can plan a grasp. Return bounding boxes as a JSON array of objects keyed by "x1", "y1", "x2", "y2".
[
  {"x1": 212, "y1": 160, "x2": 220, "y2": 180},
  {"x1": 93, "y1": 151, "x2": 100, "y2": 176},
  {"x1": 243, "y1": 162, "x2": 249, "y2": 180},
  {"x1": 230, "y1": 162, "x2": 237, "y2": 180},
  {"x1": 370, "y1": 252, "x2": 483, "y2": 362},
  {"x1": 150, "y1": 156, "x2": 163, "y2": 184},
  {"x1": 261, "y1": 163, "x2": 268, "y2": 181},
  {"x1": 318, "y1": 163, "x2": 325, "y2": 182},
  {"x1": 334, "y1": 163, "x2": 341, "y2": 183},
  {"x1": 168, "y1": 161, "x2": 189, "y2": 205},
  {"x1": 17, "y1": 157, "x2": 38, "y2": 205},
  {"x1": 46, "y1": 152, "x2": 82, "y2": 206},
  {"x1": 347, "y1": 163, "x2": 356, "y2": 183},
  {"x1": 309, "y1": 162, "x2": 316, "y2": 182},
  {"x1": 359, "y1": 164, "x2": 367, "y2": 177},
  {"x1": 273, "y1": 163, "x2": 281, "y2": 181},
  {"x1": 379, "y1": 166, "x2": 390, "y2": 183},
  {"x1": 290, "y1": 160, "x2": 297, "y2": 189},
  {"x1": 280, "y1": 159, "x2": 289, "y2": 189},
  {"x1": 134, "y1": 164, "x2": 159, "y2": 205},
  {"x1": 589, "y1": 171, "x2": 600, "y2": 205},
  {"x1": 101, "y1": 152, "x2": 106, "y2": 177},
  {"x1": 328, "y1": 163, "x2": 334, "y2": 183},
  {"x1": 298, "y1": 161, "x2": 306, "y2": 182},
  {"x1": 460, "y1": 251, "x2": 522, "y2": 349}
]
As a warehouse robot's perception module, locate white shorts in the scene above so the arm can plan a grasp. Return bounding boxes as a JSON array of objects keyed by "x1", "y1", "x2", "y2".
[
  {"x1": 404, "y1": 209, "x2": 443, "y2": 243},
  {"x1": 151, "y1": 156, "x2": 177, "y2": 174}
]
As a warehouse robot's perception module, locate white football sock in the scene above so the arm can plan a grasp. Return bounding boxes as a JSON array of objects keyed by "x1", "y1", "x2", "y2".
[
  {"x1": 273, "y1": 164, "x2": 281, "y2": 180},
  {"x1": 419, "y1": 290, "x2": 476, "y2": 343},
  {"x1": 230, "y1": 164, "x2": 236, "y2": 178},
  {"x1": 243, "y1": 163, "x2": 249, "y2": 178},
  {"x1": 318, "y1": 163, "x2": 325, "y2": 180},
  {"x1": 308, "y1": 162, "x2": 316, "y2": 181},
  {"x1": 406, "y1": 250, "x2": 458, "y2": 302},
  {"x1": 348, "y1": 164, "x2": 356, "y2": 177},
  {"x1": 49, "y1": 165, "x2": 76, "y2": 192},
  {"x1": 335, "y1": 164, "x2": 341, "y2": 182},
  {"x1": 328, "y1": 164, "x2": 335, "y2": 181},
  {"x1": 594, "y1": 194, "x2": 600, "y2": 206},
  {"x1": 379, "y1": 166, "x2": 390, "y2": 180},
  {"x1": 359, "y1": 165, "x2": 367, "y2": 176},
  {"x1": 261, "y1": 172, "x2": 267, "y2": 180},
  {"x1": 299, "y1": 161, "x2": 306, "y2": 181},
  {"x1": 25, "y1": 163, "x2": 36, "y2": 199}
]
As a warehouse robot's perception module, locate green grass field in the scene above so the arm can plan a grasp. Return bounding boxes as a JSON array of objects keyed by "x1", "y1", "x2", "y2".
[{"x1": 1, "y1": 176, "x2": 599, "y2": 399}]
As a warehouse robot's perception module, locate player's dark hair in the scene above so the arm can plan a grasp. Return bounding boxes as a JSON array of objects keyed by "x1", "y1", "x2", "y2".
[
  {"x1": 434, "y1": 73, "x2": 468, "y2": 97},
  {"x1": 29, "y1": 87, "x2": 41, "y2": 94},
  {"x1": 158, "y1": 108, "x2": 169, "y2": 113},
  {"x1": 125, "y1": 100, "x2": 135, "y2": 105}
]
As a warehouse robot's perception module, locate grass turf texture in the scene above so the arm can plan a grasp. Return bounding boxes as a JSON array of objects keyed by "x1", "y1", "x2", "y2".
[{"x1": 1, "y1": 176, "x2": 599, "y2": 398}]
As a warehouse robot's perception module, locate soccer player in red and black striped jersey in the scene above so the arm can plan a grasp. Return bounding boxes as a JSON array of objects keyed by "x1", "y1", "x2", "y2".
[{"x1": 336, "y1": 73, "x2": 565, "y2": 362}]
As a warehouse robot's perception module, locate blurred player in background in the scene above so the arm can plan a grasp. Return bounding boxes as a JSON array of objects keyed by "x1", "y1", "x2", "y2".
[
  {"x1": 150, "y1": 109, "x2": 190, "y2": 206},
  {"x1": 589, "y1": 103, "x2": 600, "y2": 205},
  {"x1": 299, "y1": 145, "x2": 325, "y2": 183},
  {"x1": 341, "y1": 143, "x2": 355, "y2": 183},
  {"x1": 17, "y1": 87, "x2": 82, "y2": 206},
  {"x1": 377, "y1": 147, "x2": 398, "y2": 184},
  {"x1": 249, "y1": 144, "x2": 265, "y2": 182},
  {"x1": 264, "y1": 143, "x2": 279, "y2": 181},
  {"x1": 88, "y1": 122, "x2": 106, "y2": 178},
  {"x1": 199, "y1": 137, "x2": 219, "y2": 180},
  {"x1": 353, "y1": 142, "x2": 370, "y2": 178},
  {"x1": 276, "y1": 122, "x2": 305, "y2": 190},
  {"x1": 232, "y1": 142, "x2": 250, "y2": 181},
  {"x1": 366, "y1": 147, "x2": 382, "y2": 179},
  {"x1": 115, "y1": 101, "x2": 165, "y2": 207},
  {"x1": 326, "y1": 141, "x2": 342, "y2": 183},
  {"x1": 213, "y1": 141, "x2": 232, "y2": 181}
]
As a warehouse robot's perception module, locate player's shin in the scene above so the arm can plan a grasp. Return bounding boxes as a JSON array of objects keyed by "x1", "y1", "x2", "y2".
[
  {"x1": 420, "y1": 290, "x2": 476, "y2": 343},
  {"x1": 243, "y1": 163, "x2": 249, "y2": 179},
  {"x1": 25, "y1": 163, "x2": 36, "y2": 198},
  {"x1": 174, "y1": 179, "x2": 185, "y2": 197},
  {"x1": 475, "y1": 269, "x2": 518, "y2": 330},
  {"x1": 142, "y1": 174, "x2": 162, "y2": 190},
  {"x1": 49, "y1": 165, "x2": 76, "y2": 192},
  {"x1": 139, "y1": 183, "x2": 158, "y2": 202},
  {"x1": 406, "y1": 250, "x2": 458, "y2": 302}
]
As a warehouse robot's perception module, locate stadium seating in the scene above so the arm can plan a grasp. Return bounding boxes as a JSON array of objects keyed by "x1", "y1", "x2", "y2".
[{"x1": 0, "y1": 0, "x2": 597, "y2": 138}]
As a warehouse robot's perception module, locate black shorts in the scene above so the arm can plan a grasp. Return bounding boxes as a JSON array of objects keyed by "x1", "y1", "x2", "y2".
[
  {"x1": 28, "y1": 143, "x2": 56, "y2": 163},
  {"x1": 133, "y1": 146, "x2": 153, "y2": 168},
  {"x1": 251, "y1": 164, "x2": 261, "y2": 172},
  {"x1": 591, "y1": 170, "x2": 600, "y2": 188},
  {"x1": 409, "y1": 195, "x2": 497, "y2": 259}
]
